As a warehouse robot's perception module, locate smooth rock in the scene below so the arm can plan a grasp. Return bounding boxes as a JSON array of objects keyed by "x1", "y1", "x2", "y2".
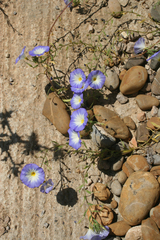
[
  {"x1": 108, "y1": 220, "x2": 131, "y2": 236},
  {"x1": 151, "y1": 3, "x2": 160, "y2": 22},
  {"x1": 127, "y1": 155, "x2": 150, "y2": 172},
  {"x1": 141, "y1": 217, "x2": 160, "y2": 240},
  {"x1": 111, "y1": 199, "x2": 118, "y2": 209},
  {"x1": 112, "y1": 156, "x2": 124, "y2": 171},
  {"x1": 117, "y1": 170, "x2": 127, "y2": 184},
  {"x1": 93, "y1": 105, "x2": 117, "y2": 123},
  {"x1": 119, "y1": 69, "x2": 127, "y2": 81},
  {"x1": 119, "y1": 171, "x2": 160, "y2": 226},
  {"x1": 150, "y1": 165, "x2": 160, "y2": 178},
  {"x1": 150, "y1": 205, "x2": 160, "y2": 228},
  {"x1": 120, "y1": 66, "x2": 148, "y2": 95},
  {"x1": 111, "y1": 180, "x2": 122, "y2": 196},
  {"x1": 108, "y1": 0, "x2": 122, "y2": 17},
  {"x1": 135, "y1": 94, "x2": 159, "y2": 111},
  {"x1": 105, "y1": 69, "x2": 120, "y2": 90},
  {"x1": 123, "y1": 116, "x2": 136, "y2": 130},
  {"x1": 116, "y1": 92, "x2": 128, "y2": 104},
  {"x1": 104, "y1": 116, "x2": 131, "y2": 140},
  {"x1": 42, "y1": 92, "x2": 70, "y2": 135},
  {"x1": 147, "y1": 117, "x2": 160, "y2": 130},
  {"x1": 151, "y1": 106, "x2": 159, "y2": 117},
  {"x1": 118, "y1": 0, "x2": 128, "y2": 7},
  {"x1": 124, "y1": 56, "x2": 146, "y2": 70},
  {"x1": 125, "y1": 226, "x2": 143, "y2": 240},
  {"x1": 150, "y1": 59, "x2": 160, "y2": 71},
  {"x1": 151, "y1": 69, "x2": 160, "y2": 95},
  {"x1": 91, "y1": 124, "x2": 116, "y2": 148},
  {"x1": 136, "y1": 123, "x2": 149, "y2": 142},
  {"x1": 122, "y1": 162, "x2": 134, "y2": 177},
  {"x1": 146, "y1": 33, "x2": 154, "y2": 40},
  {"x1": 137, "y1": 112, "x2": 146, "y2": 122}
]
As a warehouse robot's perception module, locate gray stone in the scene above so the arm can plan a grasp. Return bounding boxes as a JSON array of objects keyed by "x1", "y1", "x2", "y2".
[
  {"x1": 136, "y1": 123, "x2": 149, "y2": 142},
  {"x1": 150, "y1": 59, "x2": 160, "y2": 71},
  {"x1": 105, "y1": 69, "x2": 120, "y2": 91},
  {"x1": 111, "y1": 180, "x2": 122, "y2": 196},
  {"x1": 117, "y1": 170, "x2": 127, "y2": 184},
  {"x1": 126, "y1": 42, "x2": 135, "y2": 54},
  {"x1": 116, "y1": 92, "x2": 129, "y2": 104},
  {"x1": 151, "y1": 3, "x2": 160, "y2": 22},
  {"x1": 151, "y1": 69, "x2": 160, "y2": 95},
  {"x1": 153, "y1": 155, "x2": 160, "y2": 165},
  {"x1": 118, "y1": 0, "x2": 128, "y2": 7},
  {"x1": 91, "y1": 124, "x2": 116, "y2": 148},
  {"x1": 124, "y1": 56, "x2": 146, "y2": 70},
  {"x1": 108, "y1": 0, "x2": 122, "y2": 18},
  {"x1": 112, "y1": 156, "x2": 124, "y2": 171},
  {"x1": 151, "y1": 106, "x2": 158, "y2": 117}
]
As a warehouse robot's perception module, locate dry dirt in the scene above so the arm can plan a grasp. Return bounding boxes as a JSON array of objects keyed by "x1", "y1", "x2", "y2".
[{"x1": 0, "y1": 0, "x2": 158, "y2": 239}]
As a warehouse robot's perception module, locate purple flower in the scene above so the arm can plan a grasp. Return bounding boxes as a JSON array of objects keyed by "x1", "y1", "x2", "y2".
[
  {"x1": 40, "y1": 179, "x2": 54, "y2": 194},
  {"x1": 147, "y1": 50, "x2": 160, "y2": 62},
  {"x1": 29, "y1": 46, "x2": 50, "y2": 57},
  {"x1": 87, "y1": 70, "x2": 106, "y2": 89},
  {"x1": 64, "y1": 0, "x2": 72, "y2": 7},
  {"x1": 15, "y1": 46, "x2": 26, "y2": 64},
  {"x1": 68, "y1": 128, "x2": 81, "y2": 150},
  {"x1": 71, "y1": 80, "x2": 89, "y2": 93},
  {"x1": 80, "y1": 226, "x2": 110, "y2": 240},
  {"x1": 134, "y1": 37, "x2": 145, "y2": 54},
  {"x1": 69, "y1": 108, "x2": 88, "y2": 131},
  {"x1": 70, "y1": 93, "x2": 84, "y2": 109},
  {"x1": 70, "y1": 69, "x2": 86, "y2": 88},
  {"x1": 20, "y1": 163, "x2": 45, "y2": 188}
]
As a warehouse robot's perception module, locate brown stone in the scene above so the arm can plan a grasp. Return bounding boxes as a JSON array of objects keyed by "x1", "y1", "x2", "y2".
[
  {"x1": 93, "y1": 105, "x2": 117, "y2": 123},
  {"x1": 111, "y1": 199, "x2": 118, "y2": 209},
  {"x1": 122, "y1": 162, "x2": 134, "y2": 177},
  {"x1": 92, "y1": 183, "x2": 111, "y2": 201},
  {"x1": 123, "y1": 116, "x2": 136, "y2": 130},
  {"x1": 120, "y1": 66, "x2": 148, "y2": 95},
  {"x1": 150, "y1": 205, "x2": 160, "y2": 228},
  {"x1": 125, "y1": 226, "x2": 143, "y2": 240},
  {"x1": 87, "y1": 205, "x2": 114, "y2": 226},
  {"x1": 147, "y1": 117, "x2": 160, "y2": 130},
  {"x1": 135, "y1": 94, "x2": 159, "y2": 111},
  {"x1": 108, "y1": 220, "x2": 131, "y2": 236},
  {"x1": 108, "y1": 0, "x2": 122, "y2": 18},
  {"x1": 119, "y1": 172, "x2": 160, "y2": 226},
  {"x1": 141, "y1": 218, "x2": 160, "y2": 240},
  {"x1": 42, "y1": 92, "x2": 70, "y2": 135},
  {"x1": 127, "y1": 155, "x2": 150, "y2": 172},
  {"x1": 119, "y1": 69, "x2": 127, "y2": 81},
  {"x1": 136, "y1": 123, "x2": 149, "y2": 142},
  {"x1": 104, "y1": 116, "x2": 131, "y2": 140},
  {"x1": 117, "y1": 170, "x2": 127, "y2": 184},
  {"x1": 150, "y1": 166, "x2": 160, "y2": 178}
]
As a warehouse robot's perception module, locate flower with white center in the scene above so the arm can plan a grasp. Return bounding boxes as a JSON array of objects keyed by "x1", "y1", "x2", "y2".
[
  {"x1": 64, "y1": 0, "x2": 72, "y2": 7},
  {"x1": 70, "y1": 69, "x2": 86, "y2": 88},
  {"x1": 70, "y1": 93, "x2": 83, "y2": 109},
  {"x1": 68, "y1": 128, "x2": 81, "y2": 150},
  {"x1": 20, "y1": 163, "x2": 45, "y2": 188},
  {"x1": 147, "y1": 50, "x2": 160, "y2": 62},
  {"x1": 134, "y1": 37, "x2": 145, "y2": 54},
  {"x1": 15, "y1": 46, "x2": 26, "y2": 64},
  {"x1": 80, "y1": 226, "x2": 110, "y2": 240},
  {"x1": 69, "y1": 108, "x2": 88, "y2": 131},
  {"x1": 40, "y1": 179, "x2": 54, "y2": 194},
  {"x1": 71, "y1": 80, "x2": 89, "y2": 94},
  {"x1": 87, "y1": 70, "x2": 106, "y2": 89},
  {"x1": 29, "y1": 46, "x2": 50, "y2": 57}
]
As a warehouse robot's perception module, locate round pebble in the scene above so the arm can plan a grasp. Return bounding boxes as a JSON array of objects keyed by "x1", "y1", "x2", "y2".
[{"x1": 111, "y1": 180, "x2": 122, "y2": 196}]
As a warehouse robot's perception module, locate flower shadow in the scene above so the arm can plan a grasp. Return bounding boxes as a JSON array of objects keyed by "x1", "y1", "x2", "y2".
[{"x1": 56, "y1": 187, "x2": 78, "y2": 207}]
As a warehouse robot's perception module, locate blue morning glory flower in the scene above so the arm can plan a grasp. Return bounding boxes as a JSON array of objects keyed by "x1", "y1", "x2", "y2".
[
  {"x1": 15, "y1": 46, "x2": 26, "y2": 64},
  {"x1": 87, "y1": 70, "x2": 106, "y2": 89},
  {"x1": 69, "y1": 108, "x2": 88, "y2": 131},
  {"x1": 40, "y1": 179, "x2": 54, "y2": 194},
  {"x1": 70, "y1": 69, "x2": 86, "y2": 88},
  {"x1": 134, "y1": 37, "x2": 145, "y2": 54},
  {"x1": 68, "y1": 128, "x2": 81, "y2": 150},
  {"x1": 147, "y1": 50, "x2": 160, "y2": 62},
  {"x1": 20, "y1": 163, "x2": 45, "y2": 188},
  {"x1": 64, "y1": 0, "x2": 72, "y2": 7},
  {"x1": 71, "y1": 80, "x2": 89, "y2": 94},
  {"x1": 80, "y1": 226, "x2": 110, "y2": 240},
  {"x1": 70, "y1": 93, "x2": 84, "y2": 109},
  {"x1": 29, "y1": 46, "x2": 50, "y2": 57}
]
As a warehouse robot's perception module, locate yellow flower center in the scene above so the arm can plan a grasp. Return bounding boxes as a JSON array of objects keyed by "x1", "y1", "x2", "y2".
[
  {"x1": 78, "y1": 77, "x2": 82, "y2": 82},
  {"x1": 93, "y1": 77, "x2": 97, "y2": 81},
  {"x1": 78, "y1": 99, "x2": 81, "y2": 103},
  {"x1": 81, "y1": 119, "x2": 84, "y2": 124},
  {"x1": 31, "y1": 171, "x2": 36, "y2": 176}
]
